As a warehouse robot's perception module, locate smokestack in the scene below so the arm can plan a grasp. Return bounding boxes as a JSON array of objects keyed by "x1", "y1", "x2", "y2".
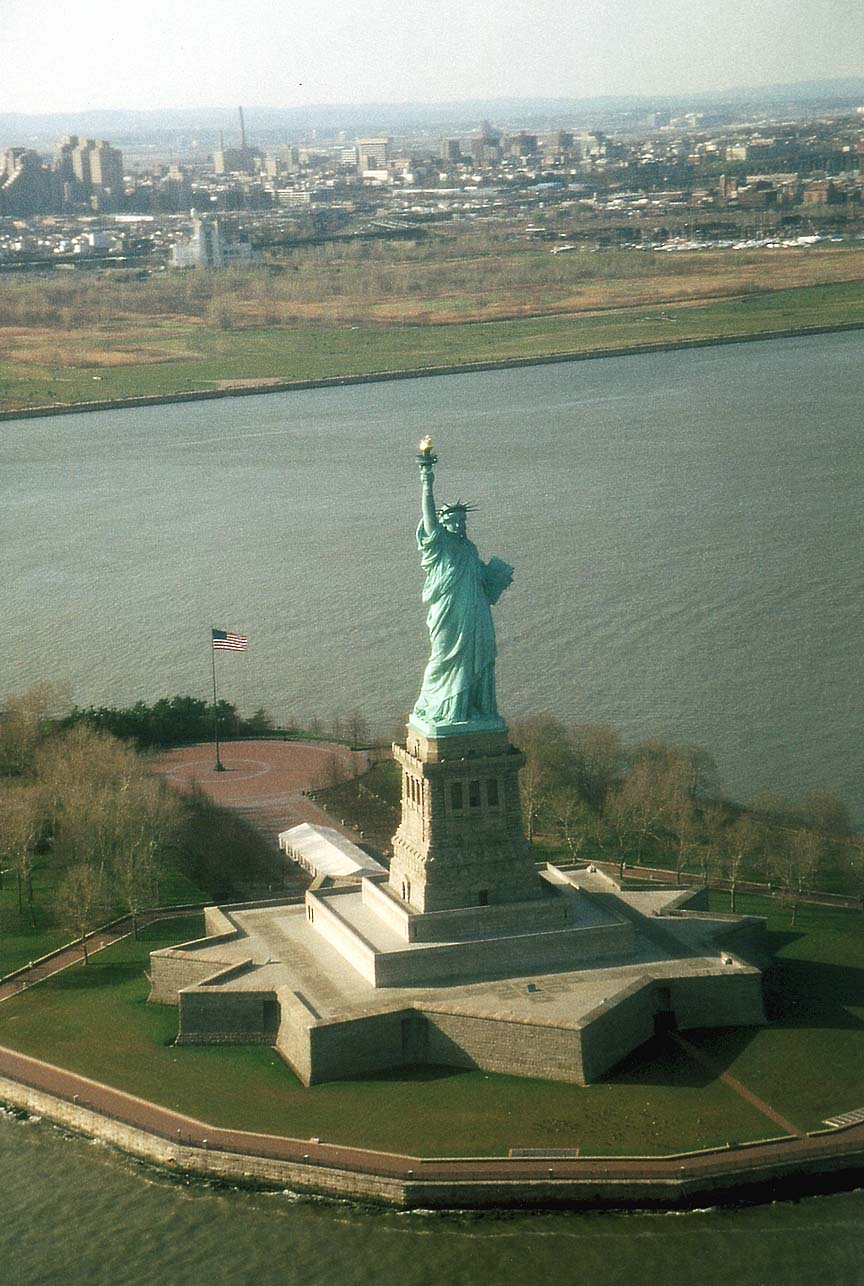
[
  {"x1": 238, "y1": 106, "x2": 246, "y2": 151},
  {"x1": 219, "y1": 131, "x2": 224, "y2": 151}
]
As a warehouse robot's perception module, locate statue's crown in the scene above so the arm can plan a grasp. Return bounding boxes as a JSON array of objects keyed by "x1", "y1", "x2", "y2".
[{"x1": 437, "y1": 499, "x2": 476, "y2": 517}]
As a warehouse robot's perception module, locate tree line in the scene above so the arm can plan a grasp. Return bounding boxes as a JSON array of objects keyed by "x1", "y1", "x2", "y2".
[
  {"x1": 57, "y1": 695, "x2": 375, "y2": 751},
  {"x1": 58, "y1": 695, "x2": 273, "y2": 749},
  {"x1": 511, "y1": 714, "x2": 863, "y2": 924}
]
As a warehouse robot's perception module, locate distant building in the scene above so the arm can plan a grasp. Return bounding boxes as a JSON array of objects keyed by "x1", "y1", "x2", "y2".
[
  {"x1": 471, "y1": 120, "x2": 502, "y2": 164},
  {"x1": 263, "y1": 150, "x2": 299, "y2": 179},
  {"x1": 508, "y1": 131, "x2": 538, "y2": 159},
  {"x1": 0, "y1": 149, "x2": 53, "y2": 216},
  {"x1": 170, "y1": 210, "x2": 257, "y2": 268},
  {"x1": 53, "y1": 135, "x2": 124, "y2": 209},
  {"x1": 357, "y1": 137, "x2": 391, "y2": 178},
  {"x1": 440, "y1": 138, "x2": 462, "y2": 164},
  {"x1": 213, "y1": 108, "x2": 263, "y2": 175}
]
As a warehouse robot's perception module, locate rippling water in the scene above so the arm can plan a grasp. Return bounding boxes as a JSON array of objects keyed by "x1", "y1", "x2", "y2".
[
  {"x1": 4, "y1": 332, "x2": 863, "y2": 818},
  {"x1": 2, "y1": 1114, "x2": 862, "y2": 1286}
]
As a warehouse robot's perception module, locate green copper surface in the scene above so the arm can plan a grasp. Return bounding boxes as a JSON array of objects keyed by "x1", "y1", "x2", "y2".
[{"x1": 411, "y1": 445, "x2": 513, "y2": 733}]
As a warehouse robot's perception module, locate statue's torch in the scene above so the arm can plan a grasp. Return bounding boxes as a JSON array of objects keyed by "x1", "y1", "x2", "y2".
[{"x1": 417, "y1": 434, "x2": 438, "y2": 470}]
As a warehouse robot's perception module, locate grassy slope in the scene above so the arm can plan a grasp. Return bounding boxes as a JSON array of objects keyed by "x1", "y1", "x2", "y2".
[
  {"x1": 688, "y1": 894, "x2": 864, "y2": 1132},
  {"x1": 0, "y1": 900, "x2": 860, "y2": 1156},
  {"x1": 2, "y1": 277, "x2": 864, "y2": 412}
]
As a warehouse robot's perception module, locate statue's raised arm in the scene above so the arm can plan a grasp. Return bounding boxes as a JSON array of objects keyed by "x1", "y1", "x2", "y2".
[
  {"x1": 417, "y1": 435, "x2": 439, "y2": 539},
  {"x1": 411, "y1": 438, "x2": 513, "y2": 735}
]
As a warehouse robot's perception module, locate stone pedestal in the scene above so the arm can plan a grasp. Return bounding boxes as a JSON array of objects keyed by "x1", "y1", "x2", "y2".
[{"x1": 387, "y1": 720, "x2": 544, "y2": 913}]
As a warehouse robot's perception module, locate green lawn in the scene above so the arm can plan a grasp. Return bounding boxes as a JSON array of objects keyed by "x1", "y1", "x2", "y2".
[
  {"x1": 0, "y1": 862, "x2": 72, "y2": 976},
  {"x1": 685, "y1": 894, "x2": 864, "y2": 1132},
  {"x1": 3, "y1": 279, "x2": 864, "y2": 413}
]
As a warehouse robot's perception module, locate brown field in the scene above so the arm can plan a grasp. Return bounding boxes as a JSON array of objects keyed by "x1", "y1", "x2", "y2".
[
  {"x1": 1, "y1": 235, "x2": 863, "y2": 410},
  {"x1": 3, "y1": 238, "x2": 864, "y2": 343}
]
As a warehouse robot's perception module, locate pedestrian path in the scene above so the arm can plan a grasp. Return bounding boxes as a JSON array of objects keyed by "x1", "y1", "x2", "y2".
[
  {"x1": 0, "y1": 907, "x2": 200, "y2": 1005},
  {"x1": 0, "y1": 1040, "x2": 861, "y2": 1198},
  {"x1": 669, "y1": 1031, "x2": 805, "y2": 1138}
]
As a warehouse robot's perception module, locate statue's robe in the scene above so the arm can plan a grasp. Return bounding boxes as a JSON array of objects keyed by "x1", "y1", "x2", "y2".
[{"x1": 412, "y1": 522, "x2": 509, "y2": 726}]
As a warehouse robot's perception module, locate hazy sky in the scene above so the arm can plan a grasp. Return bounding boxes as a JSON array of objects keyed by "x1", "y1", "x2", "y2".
[{"x1": 4, "y1": 0, "x2": 863, "y2": 113}]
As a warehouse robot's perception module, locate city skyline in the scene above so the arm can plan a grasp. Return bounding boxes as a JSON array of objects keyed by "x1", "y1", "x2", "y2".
[{"x1": 5, "y1": 0, "x2": 864, "y2": 114}]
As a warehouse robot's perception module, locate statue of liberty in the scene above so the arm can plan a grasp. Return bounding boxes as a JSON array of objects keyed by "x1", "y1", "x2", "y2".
[{"x1": 411, "y1": 438, "x2": 513, "y2": 732}]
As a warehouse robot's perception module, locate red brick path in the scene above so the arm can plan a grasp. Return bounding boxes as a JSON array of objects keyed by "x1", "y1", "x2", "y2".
[
  {"x1": 153, "y1": 739, "x2": 373, "y2": 848},
  {"x1": 0, "y1": 1041, "x2": 861, "y2": 1196}
]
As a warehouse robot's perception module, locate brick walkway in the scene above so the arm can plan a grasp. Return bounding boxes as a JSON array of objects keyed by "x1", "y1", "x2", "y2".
[
  {"x1": 0, "y1": 1041, "x2": 862, "y2": 1195},
  {"x1": 153, "y1": 739, "x2": 373, "y2": 873},
  {"x1": 0, "y1": 907, "x2": 200, "y2": 1005}
]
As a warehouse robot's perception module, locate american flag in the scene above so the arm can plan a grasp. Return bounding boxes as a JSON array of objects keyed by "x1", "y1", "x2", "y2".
[{"x1": 212, "y1": 629, "x2": 248, "y2": 651}]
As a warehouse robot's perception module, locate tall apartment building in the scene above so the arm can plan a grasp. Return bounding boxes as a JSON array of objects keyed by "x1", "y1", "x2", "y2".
[
  {"x1": 0, "y1": 148, "x2": 53, "y2": 216},
  {"x1": 53, "y1": 135, "x2": 124, "y2": 208},
  {"x1": 508, "y1": 131, "x2": 539, "y2": 158}
]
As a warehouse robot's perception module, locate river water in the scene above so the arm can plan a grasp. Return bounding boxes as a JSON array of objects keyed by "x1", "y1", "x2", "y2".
[
  {"x1": 3, "y1": 335, "x2": 864, "y2": 1279},
  {"x1": 2, "y1": 1113, "x2": 862, "y2": 1286},
  {"x1": 4, "y1": 332, "x2": 863, "y2": 818}
]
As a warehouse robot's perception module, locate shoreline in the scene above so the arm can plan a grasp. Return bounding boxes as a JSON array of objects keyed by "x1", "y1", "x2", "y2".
[
  {"x1": 1, "y1": 1048, "x2": 862, "y2": 1211},
  {"x1": 1, "y1": 319, "x2": 863, "y2": 424}
]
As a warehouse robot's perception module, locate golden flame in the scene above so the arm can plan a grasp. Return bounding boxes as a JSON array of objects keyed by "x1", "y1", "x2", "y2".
[{"x1": 419, "y1": 434, "x2": 432, "y2": 452}]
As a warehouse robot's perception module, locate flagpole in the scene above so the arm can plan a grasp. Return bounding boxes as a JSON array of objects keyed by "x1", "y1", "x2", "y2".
[{"x1": 210, "y1": 630, "x2": 225, "y2": 772}]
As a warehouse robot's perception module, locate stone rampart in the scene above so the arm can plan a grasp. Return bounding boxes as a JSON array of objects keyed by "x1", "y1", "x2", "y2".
[
  {"x1": 422, "y1": 1008, "x2": 585, "y2": 1082},
  {"x1": 178, "y1": 989, "x2": 279, "y2": 1045},
  {"x1": 373, "y1": 921, "x2": 632, "y2": 988},
  {"x1": 148, "y1": 948, "x2": 240, "y2": 1005}
]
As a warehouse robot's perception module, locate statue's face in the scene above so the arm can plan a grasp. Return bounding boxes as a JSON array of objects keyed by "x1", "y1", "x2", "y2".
[{"x1": 441, "y1": 510, "x2": 466, "y2": 537}]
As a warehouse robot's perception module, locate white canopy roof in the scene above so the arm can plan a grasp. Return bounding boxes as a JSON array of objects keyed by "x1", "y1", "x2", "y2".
[{"x1": 278, "y1": 821, "x2": 386, "y2": 880}]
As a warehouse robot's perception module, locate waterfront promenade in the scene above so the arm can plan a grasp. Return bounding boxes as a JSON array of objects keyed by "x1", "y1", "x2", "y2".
[{"x1": 0, "y1": 1037, "x2": 861, "y2": 1209}]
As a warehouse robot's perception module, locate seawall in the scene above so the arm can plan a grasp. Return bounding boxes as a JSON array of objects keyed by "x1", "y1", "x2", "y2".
[
  {"x1": 1, "y1": 1047, "x2": 862, "y2": 1211},
  {"x1": 2, "y1": 320, "x2": 863, "y2": 424}
]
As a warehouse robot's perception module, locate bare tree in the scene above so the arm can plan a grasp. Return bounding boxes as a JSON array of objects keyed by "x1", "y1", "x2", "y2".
[
  {"x1": 0, "y1": 684, "x2": 67, "y2": 778},
  {"x1": 0, "y1": 783, "x2": 46, "y2": 926},
  {"x1": 720, "y1": 814, "x2": 761, "y2": 912},
  {"x1": 347, "y1": 710, "x2": 370, "y2": 750},
  {"x1": 55, "y1": 864, "x2": 109, "y2": 963},
  {"x1": 848, "y1": 838, "x2": 864, "y2": 912},
  {"x1": 568, "y1": 722, "x2": 624, "y2": 810},
  {"x1": 546, "y1": 785, "x2": 592, "y2": 860},
  {"x1": 329, "y1": 715, "x2": 345, "y2": 741},
  {"x1": 37, "y1": 724, "x2": 183, "y2": 931},
  {"x1": 697, "y1": 802, "x2": 728, "y2": 891},
  {"x1": 605, "y1": 748, "x2": 692, "y2": 879},
  {"x1": 109, "y1": 779, "x2": 182, "y2": 936},
  {"x1": 796, "y1": 791, "x2": 851, "y2": 836},
  {"x1": 325, "y1": 751, "x2": 347, "y2": 788},
  {"x1": 510, "y1": 714, "x2": 573, "y2": 842},
  {"x1": 669, "y1": 795, "x2": 701, "y2": 881},
  {"x1": 772, "y1": 827, "x2": 824, "y2": 927}
]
